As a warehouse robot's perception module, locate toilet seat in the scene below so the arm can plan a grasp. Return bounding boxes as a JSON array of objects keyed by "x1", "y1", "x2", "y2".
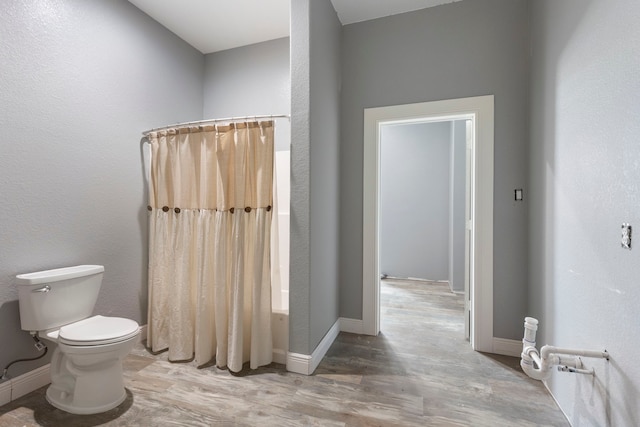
[{"x1": 50, "y1": 315, "x2": 139, "y2": 346}]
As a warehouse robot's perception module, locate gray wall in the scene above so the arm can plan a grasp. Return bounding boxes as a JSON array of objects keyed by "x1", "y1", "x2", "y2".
[
  {"x1": 290, "y1": 0, "x2": 342, "y2": 354},
  {"x1": 380, "y1": 122, "x2": 452, "y2": 280},
  {"x1": 0, "y1": 0, "x2": 203, "y2": 377},
  {"x1": 529, "y1": 0, "x2": 640, "y2": 424},
  {"x1": 339, "y1": 0, "x2": 530, "y2": 339},
  {"x1": 449, "y1": 121, "x2": 466, "y2": 292},
  {"x1": 203, "y1": 37, "x2": 291, "y2": 152}
]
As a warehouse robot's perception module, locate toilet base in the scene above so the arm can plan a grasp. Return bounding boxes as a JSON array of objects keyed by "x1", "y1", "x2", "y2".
[
  {"x1": 46, "y1": 335, "x2": 136, "y2": 414},
  {"x1": 46, "y1": 384, "x2": 126, "y2": 415}
]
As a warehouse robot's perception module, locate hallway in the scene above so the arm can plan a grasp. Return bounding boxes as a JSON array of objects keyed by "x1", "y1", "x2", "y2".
[{"x1": 316, "y1": 279, "x2": 568, "y2": 425}]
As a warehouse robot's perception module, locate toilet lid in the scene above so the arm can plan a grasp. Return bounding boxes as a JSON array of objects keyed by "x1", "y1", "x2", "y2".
[{"x1": 58, "y1": 315, "x2": 139, "y2": 346}]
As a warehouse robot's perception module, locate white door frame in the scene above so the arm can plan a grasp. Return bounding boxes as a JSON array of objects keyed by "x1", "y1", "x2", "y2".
[{"x1": 362, "y1": 95, "x2": 494, "y2": 352}]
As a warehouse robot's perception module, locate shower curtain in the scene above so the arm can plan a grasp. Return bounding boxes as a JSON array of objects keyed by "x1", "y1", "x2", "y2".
[{"x1": 146, "y1": 121, "x2": 274, "y2": 372}]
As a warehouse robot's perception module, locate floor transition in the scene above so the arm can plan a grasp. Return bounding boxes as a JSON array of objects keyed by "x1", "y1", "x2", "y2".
[{"x1": 0, "y1": 279, "x2": 568, "y2": 426}]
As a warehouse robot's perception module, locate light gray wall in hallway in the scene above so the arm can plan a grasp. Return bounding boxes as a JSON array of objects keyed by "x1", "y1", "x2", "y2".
[
  {"x1": 529, "y1": 0, "x2": 640, "y2": 425},
  {"x1": 0, "y1": 0, "x2": 204, "y2": 378},
  {"x1": 380, "y1": 122, "x2": 451, "y2": 280},
  {"x1": 309, "y1": 0, "x2": 342, "y2": 353},
  {"x1": 290, "y1": 0, "x2": 342, "y2": 354},
  {"x1": 449, "y1": 121, "x2": 467, "y2": 293},
  {"x1": 203, "y1": 38, "x2": 291, "y2": 152},
  {"x1": 339, "y1": 0, "x2": 530, "y2": 339}
]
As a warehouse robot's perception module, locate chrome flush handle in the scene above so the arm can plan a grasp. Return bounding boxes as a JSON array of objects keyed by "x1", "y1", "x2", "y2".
[{"x1": 32, "y1": 285, "x2": 51, "y2": 293}]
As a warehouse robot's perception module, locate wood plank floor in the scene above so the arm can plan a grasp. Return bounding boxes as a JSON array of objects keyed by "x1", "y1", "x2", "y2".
[{"x1": 0, "y1": 279, "x2": 568, "y2": 426}]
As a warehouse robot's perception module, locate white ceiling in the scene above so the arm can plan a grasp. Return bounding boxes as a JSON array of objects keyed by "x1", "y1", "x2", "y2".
[
  {"x1": 128, "y1": 0, "x2": 463, "y2": 54},
  {"x1": 332, "y1": 0, "x2": 463, "y2": 25}
]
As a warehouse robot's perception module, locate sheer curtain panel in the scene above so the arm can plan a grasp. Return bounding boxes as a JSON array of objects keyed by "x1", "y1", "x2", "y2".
[{"x1": 146, "y1": 121, "x2": 274, "y2": 372}]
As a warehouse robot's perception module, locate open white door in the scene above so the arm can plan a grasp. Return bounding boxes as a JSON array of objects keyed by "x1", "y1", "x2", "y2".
[{"x1": 464, "y1": 119, "x2": 473, "y2": 341}]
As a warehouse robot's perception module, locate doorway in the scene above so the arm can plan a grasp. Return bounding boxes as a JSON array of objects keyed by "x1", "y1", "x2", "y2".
[
  {"x1": 362, "y1": 95, "x2": 494, "y2": 353},
  {"x1": 379, "y1": 120, "x2": 464, "y2": 286}
]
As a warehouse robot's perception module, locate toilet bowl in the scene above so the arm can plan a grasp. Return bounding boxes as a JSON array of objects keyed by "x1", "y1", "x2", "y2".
[
  {"x1": 16, "y1": 265, "x2": 140, "y2": 414},
  {"x1": 44, "y1": 315, "x2": 139, "y2": 414}
]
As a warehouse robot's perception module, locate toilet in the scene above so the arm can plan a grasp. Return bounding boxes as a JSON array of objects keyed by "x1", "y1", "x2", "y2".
[{"x1": 16, "y1": 265, "x2": 139, "y2": 415}]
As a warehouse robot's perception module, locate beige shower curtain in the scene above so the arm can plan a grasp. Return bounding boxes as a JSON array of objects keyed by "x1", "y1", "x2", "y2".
[{"x1": 146, "y1": 121, "x2": 274, "y2": 372}]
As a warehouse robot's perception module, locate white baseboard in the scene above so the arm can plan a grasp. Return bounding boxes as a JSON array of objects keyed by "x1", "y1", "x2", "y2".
[
  {"x1": 286, "y1": 352, "x2": 314, "y2": 375},
  {"x1": 0, "y1": 363, "x2": 51, "y2": 406},
  {"x1": 339, "y1": 317, "x2": 364, "y2": 334},
  {"x1": 286, "y1": 318, "x2": 340, "y2": 375},
  {"x1": 492, "y1": 337, "x2": 522, "y2": 357},
  {"x1": 11, "y1": 364, "x2": 50, "y2": 401},
  {"x1": 284, "y1": 317, "x2": 363, "y2": 375},
  {"x1": 0, "y1": 379, "x2": 11, "y2": 406}
]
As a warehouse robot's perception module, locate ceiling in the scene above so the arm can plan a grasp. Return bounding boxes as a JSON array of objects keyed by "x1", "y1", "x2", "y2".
[
  {"x1": 332, "y1": 0, "x2": 462, "y2": 25},
  {"x1": 128, "y1": 0, "x2": 463, "y2": 54}
]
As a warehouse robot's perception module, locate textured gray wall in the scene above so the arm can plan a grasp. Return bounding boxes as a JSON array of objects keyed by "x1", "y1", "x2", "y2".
[
  {"x1": 379, "y1": 122, "x2": 451, "y2": 280},
  {"x1": 339, "y1": 0, "x2": 530, "y2": 339},
  {"x1": 449, "y1": 121, "x2": 467, "y2": 292},
  {"x1": 203, "y1": 38, "x2": 291, "y2": 152},
  {"x1": 0, "y1": 0, "x2": 203, "y2": 377},
  {"x1": 289, "y1": 0, "x2": 312, "y2": 354},
  {"x1": 529, "y1": 0, "x2": 640, "y2": 424},
  {"x1": 290, "y1": 0, "x2": 341, "y2": 354},
  {"x1": 308, "y1": 0, "x2": 342, "y2": 352}
]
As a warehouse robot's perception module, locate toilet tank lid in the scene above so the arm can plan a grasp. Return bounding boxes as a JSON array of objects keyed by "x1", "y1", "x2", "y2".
[{"x1": 16, "y1": 265, "x2": 104, "y2": 285}]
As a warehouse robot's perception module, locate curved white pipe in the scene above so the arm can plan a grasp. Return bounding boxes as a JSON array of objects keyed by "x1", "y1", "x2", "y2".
[
  {"x1": 521, "y1": 346, "x2": 550, "y2": 380},
  {"x1": 520, "y1": 317, "x2": 609, "y2": 381},
  {"x1": 520, "y1": 317, "x2": 550, "y2": 380}
]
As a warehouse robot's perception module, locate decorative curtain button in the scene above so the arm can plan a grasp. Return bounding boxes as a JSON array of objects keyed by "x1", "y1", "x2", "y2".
[
  {"x1": 245, "y1": 207, "x2": 251, "y2": 213},
  {"x1": 174, "y1": 207, "x2": 181, "y2": 213},
  {"x1": 230, "y1": 207, "x2": 235, "y2": 214},
  {"x1": 147, "y1": 205, "x2": 152, "y2": 211},
  {"x1": 266, "y1": 205, "x2": 272, "y2": 212},
  {"x1": 162, "y1": 206, "x2": 169, "y2": 212}
]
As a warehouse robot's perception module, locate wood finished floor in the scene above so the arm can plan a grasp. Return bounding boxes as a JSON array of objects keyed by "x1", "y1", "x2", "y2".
[{"x1": 0, "y1": 279, "x2": 568, "y2": 426}]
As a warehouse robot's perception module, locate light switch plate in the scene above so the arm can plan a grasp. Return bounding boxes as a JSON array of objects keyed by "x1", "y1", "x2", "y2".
[{"x1": 621, "y1": 223, "x2": 632, "y2": 249}]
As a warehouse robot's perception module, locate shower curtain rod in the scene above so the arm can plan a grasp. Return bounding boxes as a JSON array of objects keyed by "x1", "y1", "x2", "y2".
[{"x1": 141, "y1": 114, "x2": 290, "y2": 136}]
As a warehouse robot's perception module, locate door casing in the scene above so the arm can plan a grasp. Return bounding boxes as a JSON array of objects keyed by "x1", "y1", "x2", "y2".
[{"x1": 362, "y1": 95, "x2": 494, "y2": 352}]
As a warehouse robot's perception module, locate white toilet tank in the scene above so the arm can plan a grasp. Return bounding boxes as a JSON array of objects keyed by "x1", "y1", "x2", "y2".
[{"x1": 17, "y1": 265, "x2": 105, "y2": 332}]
